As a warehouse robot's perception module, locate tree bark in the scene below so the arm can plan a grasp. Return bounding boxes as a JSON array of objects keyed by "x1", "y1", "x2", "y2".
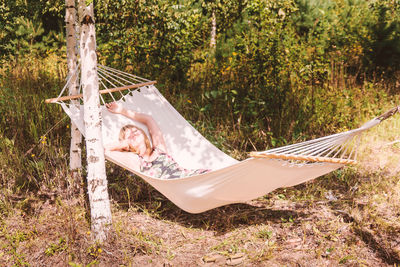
[
  {"x1": 78, "y1": 1, "x2": 112, "y2": 242},
  {"x1": 210, "y1": 10, "x2": 217, "y2": 51},
  {"x1": 66, "y1": 0, "x2": 82, "y2": 181}
]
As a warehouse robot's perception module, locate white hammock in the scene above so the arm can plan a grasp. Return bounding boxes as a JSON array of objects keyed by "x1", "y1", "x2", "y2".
[{"x1": 46, "y1": 65, "x2": 398, "y2": 213}]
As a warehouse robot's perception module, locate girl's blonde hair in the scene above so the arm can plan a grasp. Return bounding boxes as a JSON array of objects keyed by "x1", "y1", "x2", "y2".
[{"x1": 119, "y1": 125, "x2": 152, "y2": 155}]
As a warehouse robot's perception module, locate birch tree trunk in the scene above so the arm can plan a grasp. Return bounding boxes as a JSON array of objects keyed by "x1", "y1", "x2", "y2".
[
  {"x1": 210, "y1": 10, "x2": 217, "y2": 50},
  {"x1": 78, "y1": 1, "x2": 112, "y2": 242},
  {"x1": 66, "y1": 0, "x2": 82, "y2": 181}
]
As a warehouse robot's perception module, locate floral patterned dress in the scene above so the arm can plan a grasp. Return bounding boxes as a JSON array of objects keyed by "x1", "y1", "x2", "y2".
[{"x1": 139, "y1": 148, "x2": 210, "y2": 179}]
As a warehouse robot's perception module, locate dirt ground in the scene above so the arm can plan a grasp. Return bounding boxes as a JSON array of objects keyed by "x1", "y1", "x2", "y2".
[{"x1": 1, "y1": 176, "x2": 399, "y2": 266}]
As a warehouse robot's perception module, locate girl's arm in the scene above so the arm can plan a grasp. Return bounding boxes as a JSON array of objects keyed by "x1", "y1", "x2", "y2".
[
  {"x1": 104, "y1": 139, "x2": 130, "y2": 152},
  {"x1": 106, "y1": 102, "x2": 168, "y2": 153}
]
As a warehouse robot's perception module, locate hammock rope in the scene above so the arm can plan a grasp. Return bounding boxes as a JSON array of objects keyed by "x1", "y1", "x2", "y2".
[{"x1": 45, "y1": 63, "x2": 155, "y2": 105}]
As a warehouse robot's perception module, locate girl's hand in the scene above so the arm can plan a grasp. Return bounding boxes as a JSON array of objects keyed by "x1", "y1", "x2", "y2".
[
  {"x1": 119, "y1": 139, "x2": 131, "y2": 151},
  {"x1": 106, "y1": 102, "x2": 124, "y2": 114}
]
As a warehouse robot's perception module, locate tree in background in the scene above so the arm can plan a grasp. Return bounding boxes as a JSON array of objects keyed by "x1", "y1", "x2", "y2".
[{"x1": 65, "y1": 0, "x2": 82, "y2": 186}]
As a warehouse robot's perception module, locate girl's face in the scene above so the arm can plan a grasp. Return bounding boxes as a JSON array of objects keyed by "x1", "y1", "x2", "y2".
[{"x1": 124, "y1": 127, "x2": 146, "y2": 154}]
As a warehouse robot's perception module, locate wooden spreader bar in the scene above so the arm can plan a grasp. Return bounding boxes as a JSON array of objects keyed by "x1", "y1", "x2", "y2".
[
  {"x1": 249, "y1": 152, "x2": 356, "y2": 165},
  {"x1": 45, "y1": 80, "x2": 157, "y2": 104}
]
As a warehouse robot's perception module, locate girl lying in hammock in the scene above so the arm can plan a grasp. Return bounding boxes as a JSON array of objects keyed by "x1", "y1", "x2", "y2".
[{"x1": 104, "y1": 102, "x2": 209, "y2": 179}]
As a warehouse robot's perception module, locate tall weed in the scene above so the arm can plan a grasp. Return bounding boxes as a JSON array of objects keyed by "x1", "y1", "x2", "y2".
[{"x1": 0, "y1": 54, "x2": 70, "y2": 193}]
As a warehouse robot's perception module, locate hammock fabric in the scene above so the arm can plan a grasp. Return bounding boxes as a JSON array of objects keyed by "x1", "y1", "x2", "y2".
[{"x1": 47, "y1": 65, "x2": 398, "y2": 213}]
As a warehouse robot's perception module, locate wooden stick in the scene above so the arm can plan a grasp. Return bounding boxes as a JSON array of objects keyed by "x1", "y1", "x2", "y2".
[
  {"x1": 45, "y1": 80, "x2": 157, "y2": 104},
  {"x1": 249, "y1": 152, "x2": 356, "y2": 165},
  {"x1": 377, "y1": 105, "x2": 400, "y2": 122}
]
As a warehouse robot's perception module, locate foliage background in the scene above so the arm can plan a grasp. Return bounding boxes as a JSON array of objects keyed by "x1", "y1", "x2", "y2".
[
  {"x1": 0, "y1": 0, "x2": 399, "y2": 191},
  {"x1": 1, "y1": 0, "x2": 400, "y2": 265},
  {"x1": 1, "y1": 0, "x2": 400, "y2": 139}
]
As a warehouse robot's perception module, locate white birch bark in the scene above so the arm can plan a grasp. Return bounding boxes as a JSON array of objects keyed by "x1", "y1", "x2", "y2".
[
  {"x1": 210, "y1": 10, "x2": 217, "y2": 50},
  {"x1": 66, "y1": 0, "x2": 82, "y2": 177},
  {"x1": 78, "y1": 1, "x2": 112, "y2": 242}
]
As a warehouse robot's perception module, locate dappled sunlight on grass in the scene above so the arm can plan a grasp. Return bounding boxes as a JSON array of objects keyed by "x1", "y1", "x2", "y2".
[{"x1": 357, "y1": 110, "x2": 400, "y2": 174}]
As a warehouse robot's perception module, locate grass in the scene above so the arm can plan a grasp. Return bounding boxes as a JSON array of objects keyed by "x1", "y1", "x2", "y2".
[{"x1": 1, "y1": 54, "x2": 400, "y2": 265}]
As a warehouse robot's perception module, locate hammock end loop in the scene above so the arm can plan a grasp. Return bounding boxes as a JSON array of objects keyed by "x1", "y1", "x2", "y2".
[{"x1": 377, "y1": 105, "x2": 400, "y2": 122}]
